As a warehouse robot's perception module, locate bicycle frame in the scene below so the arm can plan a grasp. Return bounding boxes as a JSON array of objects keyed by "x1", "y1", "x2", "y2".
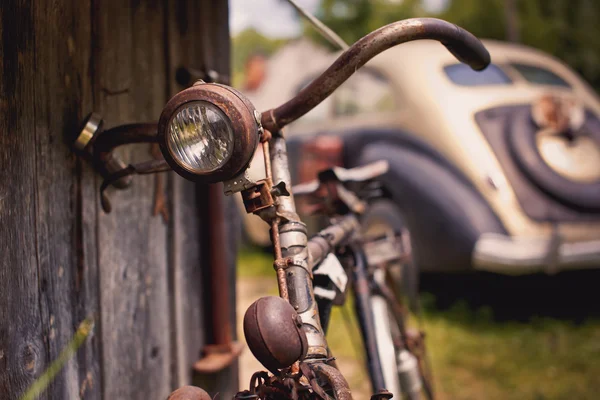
[
  {"x1": 243, "y1": 130, "x2": 400, "y2": 398},
  {"x1": 260, "y1": 132, "x2": 356, "y2": 359}
]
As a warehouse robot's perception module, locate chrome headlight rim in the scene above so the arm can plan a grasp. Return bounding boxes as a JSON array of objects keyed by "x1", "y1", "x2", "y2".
[
  {"x1": 158, "y1": 83, "x2": 260, "y2": 183},
  {"x1": 165, "y1": 100, "x2": 235, "y2": 174}
]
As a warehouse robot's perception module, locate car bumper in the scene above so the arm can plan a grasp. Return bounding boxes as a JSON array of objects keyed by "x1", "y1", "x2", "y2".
[{"x1": 472, "y1": 233, "x2": 600, "y2": 275}]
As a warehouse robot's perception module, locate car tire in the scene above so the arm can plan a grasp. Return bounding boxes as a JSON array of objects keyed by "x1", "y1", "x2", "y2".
[
  {"x1": 361, "y1": 199, "x2": 419, "y2": 311},
  {"x1": 507, "y1": 108, "x2": 600, "y2": 212}
]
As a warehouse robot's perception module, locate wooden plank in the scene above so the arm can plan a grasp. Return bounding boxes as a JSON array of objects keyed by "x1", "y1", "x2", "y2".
[
  {"x1": 0, "y1": 0, "x2": 101, "y2": 398},
  {"x1": 92, "y1": 0, "x2": 171, "y2": 398},
  {"x1": 31, "y1": 0, "x2": 102, "y2": 398},
  {"x1": 1, "y1": 0, "x2": 235, "y2": 398},
  {"x1": 0, "y1": 1, "x2": 45, "y2": 397},
  {"x1": 169, "y1": 175, "x2": 205, "y2": 388}
]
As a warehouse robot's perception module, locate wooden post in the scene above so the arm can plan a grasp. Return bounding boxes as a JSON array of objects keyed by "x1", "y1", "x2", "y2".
[{"x1": 0, "y1": 1, "x2": 235, "y2": 399}]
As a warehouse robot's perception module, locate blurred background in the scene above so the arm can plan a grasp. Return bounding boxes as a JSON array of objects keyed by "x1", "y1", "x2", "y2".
[
  {"x1": 231, "y1": 1, "x2": 600, "y2": 400},
  {"x1": 230, "y1": 0, "x2": 600, "y2": 90}
]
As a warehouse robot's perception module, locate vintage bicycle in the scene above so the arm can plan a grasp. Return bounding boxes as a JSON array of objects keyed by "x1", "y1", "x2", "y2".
[{"x1": 77, "y1": 16, "x2": 489, "y2": 400}]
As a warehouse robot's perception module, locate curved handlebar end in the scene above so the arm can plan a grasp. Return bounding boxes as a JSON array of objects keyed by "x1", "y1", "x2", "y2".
[
  {"x1": 440, "y1": 22, "x2": 490, "y2": 71},
  {"x1": 261, "y1": 18, "x2": 491, "y2": 132}
]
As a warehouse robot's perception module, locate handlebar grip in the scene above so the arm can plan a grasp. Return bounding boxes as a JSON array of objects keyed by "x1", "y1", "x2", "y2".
[{"x1": 438, "y1": 24, "x2": 490, "y2": 71}]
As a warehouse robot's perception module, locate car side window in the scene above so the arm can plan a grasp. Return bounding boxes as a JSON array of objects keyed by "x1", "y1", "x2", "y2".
[
  {"x1": 333, "y1": 69, "x2": 395, "y2": 117},
  {"x1": 509, "y1": 63, "x2": 571, "y2": 88},
  {"x1": 444, "y1": 63, "x2": 512, "y2": 86}
]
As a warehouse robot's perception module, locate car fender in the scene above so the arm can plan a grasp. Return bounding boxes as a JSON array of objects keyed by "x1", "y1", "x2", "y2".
[{"x1": 358, "y1": 142, "x2": 507, "y2": 272}]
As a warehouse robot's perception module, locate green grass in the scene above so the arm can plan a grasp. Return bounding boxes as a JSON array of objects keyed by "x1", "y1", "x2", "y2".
[
  {"x1": 21, "y1": 319, "x2": 94, "y2": 400},
  {"x1": 423, "y1": 299, "x2": 600, "y2": 400},
  {"x1": 237, "y1": 246, "x2": 275, "y2": 278},
  {"x1": 237, "y1": 248, "x2": 600, "y2": 399}
]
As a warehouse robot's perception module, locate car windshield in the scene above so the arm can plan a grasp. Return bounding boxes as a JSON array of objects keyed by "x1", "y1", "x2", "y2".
[
  {"x1": 444, "y1": 63, "x2": 512, "y2": 86},
  {"x1": 509, "y1": 63, "x2": 571, "y2": 88}
]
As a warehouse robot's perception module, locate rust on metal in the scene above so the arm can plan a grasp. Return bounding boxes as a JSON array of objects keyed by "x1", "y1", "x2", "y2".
[
  {"x1": 262, "y1": 139, "x2": 273, "y2": 182},
  {"x1": 310, "y1": 362, "x2": 352, "y2": 400},
  {"x1": 261, "y1": 18, "x2": 489, "y2": 132},
  {"x1": 157, "y1": 83, "x2": 260, "y2": 183},
  {"x1": 73, "y1": 119, "x2": 173, "y2": 213},
  {"x1": 273, "y1": 257, "x2": 294, "y2": 269},
  {"x1": 241, "y1": 180, "x2": 275, "y2": 213},
  {"x1": 75, "y1": 119, "x2": 160, "y2": 191},
  {"x1": 243, "y1": 296, "x2": 308, "y2": 374},
  {"x1": 98, "y1": 158, "x2": 171, "y2": 213},
  {"x1": 249, "y1": 371, "x2": 270, "y2": 394},
  {"x1": 193, "y1": 342, "x2": 244, "y2": 373},
  {"x1": 271, "y1": 219, "x2": 290, "y2": 301},
  {"x1": 307, "y1": 215, "x2": 360, "y2": 269},
  {"x1": 207, "y1": 183, "x2": 232, "y2": 346},
  {"x1": 92, "y1": 122, "x2": 159, "y2": 155},
  {"x1": 370, "y1": 389, "x2": 393, "y2": 400},
  {"x1": 193, "y1": 183, "x2": 243, "y2": 373},
  {"x1": 260, "y1": 129, "x2": 272, "y2": 143}
]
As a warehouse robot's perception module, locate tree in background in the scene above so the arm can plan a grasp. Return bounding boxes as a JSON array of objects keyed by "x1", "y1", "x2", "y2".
[{"x1": 307, "y1": 0, "x2": 600, "y2": 91}]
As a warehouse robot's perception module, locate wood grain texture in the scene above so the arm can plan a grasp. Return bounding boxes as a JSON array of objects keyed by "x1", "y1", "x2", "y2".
[
  {"x1": 92, "y1": 0, "x2": 171, "y2": 398},
  {"x1": 32, "y1": 0, "x2": 102, "y2": 398},
  {"x1": 169, "y1": 175, "x2": 205, "y2": 388},
  {"x1": 0, "y1": 0, "x2": 102, "y2": 398},
  {"x1": 0, "y1": 0, "x2": 235, "y2": 398},
  {"x1": 0, "y1": 0, "x2": 44, "y2": 397}
]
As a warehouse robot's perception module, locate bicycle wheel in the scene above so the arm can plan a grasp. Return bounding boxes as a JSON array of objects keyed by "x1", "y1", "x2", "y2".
[
  {"x1": 361, "y1": 200, "x2": 419, "y2": 311},
  {"x1": 362, "y1": 201, "x2": 435, "y2": 400}
]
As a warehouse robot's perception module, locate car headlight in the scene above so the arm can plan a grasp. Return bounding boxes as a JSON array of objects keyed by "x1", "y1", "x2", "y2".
[{"x1": 158, "y1": 83, "x2": 261, "y2": 183}]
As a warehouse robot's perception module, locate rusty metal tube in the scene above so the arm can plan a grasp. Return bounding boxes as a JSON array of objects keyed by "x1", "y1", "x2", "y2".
[
  {"x1": 261, "y1": 18, "x2": 490, "y2": 131},
  {"x1": 92, "y1": 122, "x2": 158, "y2": 154},
  {"x1": 311, "y1": 362, "x2": 353, "y2": 400},
  {"x1": 207, "y1": 182, "x2": 233, "y2": 346},
  {"x1": 269, "y1": 134, "x2": 329, "y2": 358},
  {"x1": 307, "y1": 215, "x2": 360, "y2": 269}
]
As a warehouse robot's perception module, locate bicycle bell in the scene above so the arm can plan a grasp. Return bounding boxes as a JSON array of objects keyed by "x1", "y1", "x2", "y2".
[{"x1": 243, "y1": 296, "x2": 308, "y2": 374}]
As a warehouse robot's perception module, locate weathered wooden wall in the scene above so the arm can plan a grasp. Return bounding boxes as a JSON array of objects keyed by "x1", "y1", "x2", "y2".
[{"x1": 0, "y1": 1, "x2": 236, "y2": 399}]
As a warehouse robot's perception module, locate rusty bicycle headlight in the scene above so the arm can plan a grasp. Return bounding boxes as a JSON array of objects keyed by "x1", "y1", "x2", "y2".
[{"x1": 158, "y1": 83, "x2": 262, "y2": 183}]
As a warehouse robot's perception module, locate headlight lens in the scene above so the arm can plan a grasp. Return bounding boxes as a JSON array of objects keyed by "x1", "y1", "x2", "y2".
[
  {"x1": 167, "y1": 101, "x2": 234, "y2": 173},
  {"x1": 159, "y1": 83, "x2": 261, "y2": 184}
]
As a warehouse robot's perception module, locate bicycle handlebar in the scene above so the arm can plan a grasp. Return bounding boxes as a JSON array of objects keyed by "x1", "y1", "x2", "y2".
[{"x1": 261, "y1": 18, "x2": 490, "y2": 132}]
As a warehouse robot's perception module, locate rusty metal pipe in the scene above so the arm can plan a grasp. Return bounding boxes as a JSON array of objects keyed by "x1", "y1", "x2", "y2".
[
  {"x1": 311, "y1": 362, "x2": 353, "y2": 400},
  {"x1": 92, "y1": 122, "x2": 158, "y2": 155},
  {"x1": 261, "y1": 18, "x2": 490, "y2": 131},
  {"x1": 92, "y1": 123, "x2": 159, "y2": 190},
  {"x1": 207, "y1": 183, "x2": 232, "y2": 346},
  {"x1": 269, "y1": 134, "x2": 329, "y2": 359},
  {"x1": 307, "y1": 215, "x2": 360, "y2": 269},
  {"x1": 193, "y1": 183, "x2": 243, "y2": 373}
]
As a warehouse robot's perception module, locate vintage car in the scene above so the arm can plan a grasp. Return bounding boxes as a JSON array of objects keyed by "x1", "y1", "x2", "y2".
[{"x1": 241, "y1": 39, "x2": 600, "y2": 289}]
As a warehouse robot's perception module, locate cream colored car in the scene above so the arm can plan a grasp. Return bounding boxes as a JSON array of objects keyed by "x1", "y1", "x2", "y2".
[{"x1": 243, "y1": 39, "x2": 600, "y2": 275}]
